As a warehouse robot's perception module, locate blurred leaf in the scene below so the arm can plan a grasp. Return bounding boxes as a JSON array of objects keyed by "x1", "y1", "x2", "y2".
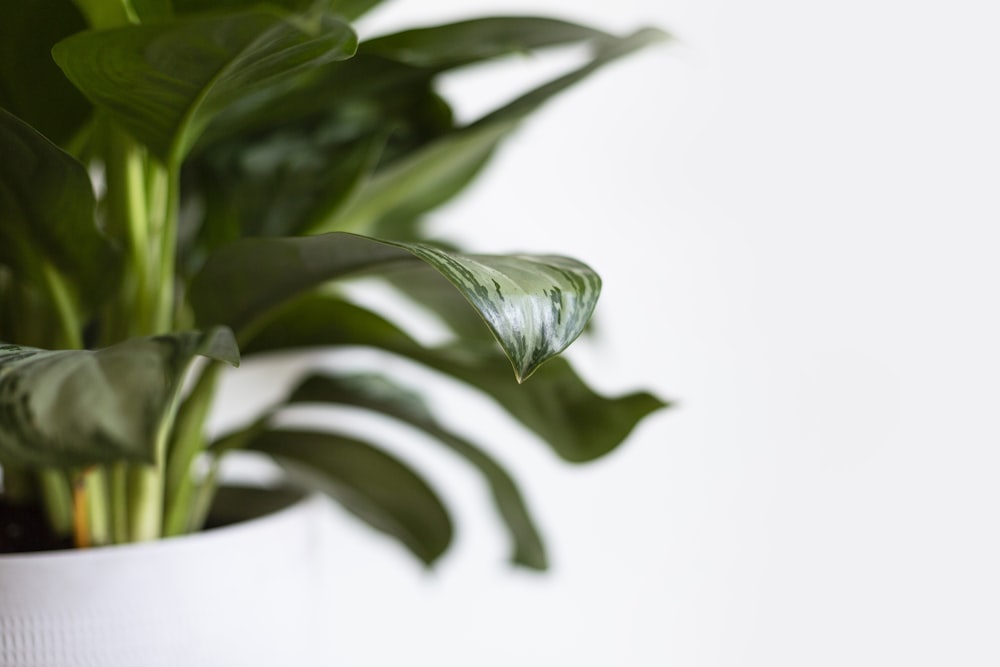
[
  {"x1": 243, "y1": 295, "x2": 669, "y2": 462},
  {"x1": 359, "y1": 16, "x2": 611, "y2": 68},
  {"x1": 0, "y1": 0, "x2": 91, "y2": 147},
  {"x1": 0, "y1": 108, "x2": 120, "y2": 316},
  {"x1": 288, "y1": 372, "x2": 548, "y2": 569},
  {"x1": 320, "y1": 25, "x2": 670, "y2": 236},
  {"x1": 190, "y1": 232, "x2": 601, "y2": 381},
  {"x1": 247, "y1": 428, "x2": 452, "y2": 565},
  {"x1": 0, "y1": 328, "x2": 238, "y2": 468},
  {"x1": 52, "y1": 10, "x2": 356, "y2": 164}
]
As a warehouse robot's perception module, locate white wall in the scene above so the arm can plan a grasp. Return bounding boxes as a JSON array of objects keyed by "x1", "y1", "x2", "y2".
[{"x1": 225, "y1": 1, "x2": 1000, "y2": 664}]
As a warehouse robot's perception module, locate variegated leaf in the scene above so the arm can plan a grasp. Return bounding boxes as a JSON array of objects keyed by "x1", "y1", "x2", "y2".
[
  {"x1": 190, "y1": 233, "x2": 600, "y2": 381},
  {"x1": 0, "y1": 329, "x2": 238, "y2": 468}
]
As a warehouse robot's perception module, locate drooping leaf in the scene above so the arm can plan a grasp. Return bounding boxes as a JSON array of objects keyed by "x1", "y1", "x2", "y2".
[
  {"x1": 246, "y1": 428, "x2": 452, "y2": 566},
  {"x1": 0, "y1": 108, "x2": 120, "y2": 315},
  {"x1": 288, "y1": 372, "x2": 548, "y2": 569},
  {"x1": 243, "y1": 295, "x2": 668, "y2": 462},
  {"x1": 189, "y1": 232, "x2": 601, "y2": 381},
  {"x1": 0, "y1": 0, "x2": 91, "y2": 147},
  {"x1": 0, "y1": 328, "x2": 239, "y2": 468},
  {"x1": 51, "y1": 10, "x2": 357, "y2": 165}
]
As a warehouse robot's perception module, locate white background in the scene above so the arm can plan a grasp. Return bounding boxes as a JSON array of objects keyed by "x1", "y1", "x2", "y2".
[{"x1": 219, "y1": 0, "x2": 1000, "y2": 664}]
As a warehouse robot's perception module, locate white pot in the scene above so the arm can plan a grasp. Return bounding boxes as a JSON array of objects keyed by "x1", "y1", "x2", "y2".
[{"x1": 0, "y1": 488, "x2": 335, "y2": 667}]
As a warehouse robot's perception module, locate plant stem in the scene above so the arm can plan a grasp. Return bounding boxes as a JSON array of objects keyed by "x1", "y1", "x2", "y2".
[
  {"x1": 38, "y1": 261, "x2": 82, "y2": 350},
  {"x1": 109, "y1": 463, "x2": 129, "y2": 544},
  {"x1": 153, "y1": 165, "x2": 180, "y2": 334},
  {"x1": 38, "y1": 470, "x2": 73, "y2": 539},
  {"x1": 106, "y1": 127, "x2": 154, "y2": 338},
  {"x1": 84, "y1": 468, "x2": 111, "y2": 546},
  {"x1": 163, "y1": 363, "x2": 221, "y2": 536}
]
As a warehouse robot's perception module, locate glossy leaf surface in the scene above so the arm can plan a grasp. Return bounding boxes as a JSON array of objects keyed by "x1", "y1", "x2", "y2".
[
  {"x1": 52, "y1": 11, "x2": 357, "y2": 164},
  {"x1": 247, "y1": 429, "x2": 452, "y2": 565},
  {"x1": 244, "y1": 295, "x2": 668, "y2": 462},
  {"x1": 359, "y1": 16, "x2": 611, "y2": 68},
  {"x1": 288, "y1": 373, "x2": 547, "y2": 568},
  {"x1": 0, "y1": 108, "x2": 119, "y2": 314},
  {"x1": 190, "y1": 232, "x2": 601, "y2": 381},
  {"x1": 0, "y1": 329, "x2": 238, "y2": 467}
]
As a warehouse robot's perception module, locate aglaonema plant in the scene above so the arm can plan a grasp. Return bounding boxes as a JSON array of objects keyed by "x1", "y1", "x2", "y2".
[{"x1": 0, "y1": 0, "x2": 668, "y2": 568}]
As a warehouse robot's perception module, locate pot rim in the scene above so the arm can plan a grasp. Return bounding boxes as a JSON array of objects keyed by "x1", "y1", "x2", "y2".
[{"x1": 0, "y1": 484, "x2": 319, "y2": 564}]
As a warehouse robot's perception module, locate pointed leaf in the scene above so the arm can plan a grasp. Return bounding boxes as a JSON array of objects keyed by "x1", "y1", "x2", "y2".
[
  {"x1": 319, "y1": 27, "x2": 669, "y2": 235},
  {"x1": 0, "y1": 108, "x2": 120, "y2": 314},
  {"x1": 247, "y1": 429, "x2": 452, "y2": 566},
  {"x1": 243, "y1": 295, "x2": 668, "y2": 462},
  {"x1": 52, "y1": 11, "x2": 357, "y2": 164},
  {"x1": 359, "y1": 16, "x2": 612, "y2": 69},
  {"x1": 190, "y1": 232, "x2": 601, "y2": 380},
  {"x1": 0, "y1": 328, "x2": 238, "y2": 468},
  {"x1": 288, "y1": 372, "x2": 547, "y2": 569}
]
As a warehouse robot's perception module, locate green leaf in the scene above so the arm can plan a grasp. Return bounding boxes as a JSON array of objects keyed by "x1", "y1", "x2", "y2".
[
  {"x1": 359, "y1": 16, "x2": 612, "y2": 69},
  {"x1": 322, "y1": 120, "x2": 510, "y2": 234},
  {"x1": 246, "y1": 428, "x2": 452, "y2": 566},
  {"x1": 243, "y1": 295, "x2": 668, "y2": 462},
  {"x1": 0, "y1": 328, "x2": 239, "y2": 468},
  {"x1": 0, "y1": 108, "x2": 120, "y2": 315},
  {"x1": 318, "y1": 25, "x2": 669, "y2": 235},
  {"x1": 288, "y1": 372, "x2": 548, "y2": 569},
  {"x1": 0, "y1": 0, "x2": 91, "y2": 147},
  {"x1": 172, "y1": 0, "x2": 385, "y2": 20},
  {"x1": 190, "y1": 232, "x2": 601, "y2": 381},
  {"x1": 51, "y1": 10, "x2": 357, "y2": 165}
]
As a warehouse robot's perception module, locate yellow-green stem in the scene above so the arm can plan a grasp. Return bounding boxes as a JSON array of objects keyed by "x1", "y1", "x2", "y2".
[
  {"x1": 39, "y1": 469, "x2": 73, "y2": 538},
  {"x1": 164, "y1": 363, "x2": 221, "y2": 536}
]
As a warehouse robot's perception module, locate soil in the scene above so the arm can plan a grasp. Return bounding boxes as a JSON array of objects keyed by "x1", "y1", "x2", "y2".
[{"x1": 0, "y1": 499, "x2": 73, "y2": 554}]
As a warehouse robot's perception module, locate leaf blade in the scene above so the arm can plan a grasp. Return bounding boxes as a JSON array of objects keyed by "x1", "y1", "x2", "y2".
[
  {"x1": 190, "y1": 232, "x2": 601, "y2": 380},
  {"x1": 0, "y1": 328, "x2": 238, "y2": 468},
  {"x1": 288, "y1": 372, "x2": 548, "y2": 569},
  {"x1": 247, "y1": 428, "x2": 453, "y2": 566},
  {"x1": 52, "y1": 11, "x2": 357, "y2": 164},
  {"x1": 242, "y1": 295, "x2": 668, "y2": 462}
]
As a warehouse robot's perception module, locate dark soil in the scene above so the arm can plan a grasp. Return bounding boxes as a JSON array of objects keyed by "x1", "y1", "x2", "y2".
[{"x1": 0, "y1": 499, "x2": 73, "y2": 554}]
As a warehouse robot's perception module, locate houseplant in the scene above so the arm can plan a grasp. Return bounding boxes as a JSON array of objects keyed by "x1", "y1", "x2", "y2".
[{"x1": 0, "y1": 0, "x2": 667, "y2": 573}]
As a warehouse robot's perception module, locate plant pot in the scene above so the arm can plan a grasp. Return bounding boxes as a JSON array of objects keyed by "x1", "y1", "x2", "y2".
[{"x1": 0, "y1": 487, "x2": 335, "y2": 666}]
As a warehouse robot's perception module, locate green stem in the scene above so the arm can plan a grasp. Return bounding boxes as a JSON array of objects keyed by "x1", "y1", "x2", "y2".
[
  {"x1": 39, "y1": 469, "x2": 73, "y2": 538},
  {"x1": 188, "y1": 454, "x2": 224, "y2": 533},
  {"x1": 109, "y1": 463, "x2": 129, "y2": 544},
  {"x1": 106, "y1": 126, "x2": 153, "y2": 339},
  {"x1": 84, "y1": 468, "x2": 111, "y2": 546},
  {"x1": 163, "y1": 363, "x2": 221, "y2": 536},
  {"x1": 38, "y1": 261, "x2": 82, "y2": 349},
  {"x1": 153, "y1": 165, "x2": 180, "y2": 334}
]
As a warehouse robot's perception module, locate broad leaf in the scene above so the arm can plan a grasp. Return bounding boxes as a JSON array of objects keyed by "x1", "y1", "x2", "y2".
[
  {"x1": 288, "y1": 372, "x2": 548, "y2": 569},
  {"x1": 243, "y1": 295, "x2": 668, "y2": 462},
  {"x1": 359, "y1": 16, "x2": 611, "y2": 69},
  {"x1": 318, "y1": 26, "x2": 669, "y2": 235},
  {"x1": 0, "y1": 328, "x2": 238, "y2": 468},
  {"x1": 52, "y1": 10, "x2": 357, "y2": 164},
  {"x1": 0, "y1": 108, "x2": 120, "y2": 315},
  {"x1": 0, "y1": 0, "x2": 91, "y2": 147},
  {"x1": 247, "y1": 429, "x2": 452, "y2": 566},
  {"x1": 190, "y1": 232, "x2": 601, "y2": 381}
]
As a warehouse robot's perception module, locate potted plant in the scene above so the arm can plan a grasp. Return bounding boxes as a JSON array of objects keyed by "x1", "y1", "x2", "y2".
[{"x1": 0, "y1": 0, "x2": 667, "y2": 661}]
